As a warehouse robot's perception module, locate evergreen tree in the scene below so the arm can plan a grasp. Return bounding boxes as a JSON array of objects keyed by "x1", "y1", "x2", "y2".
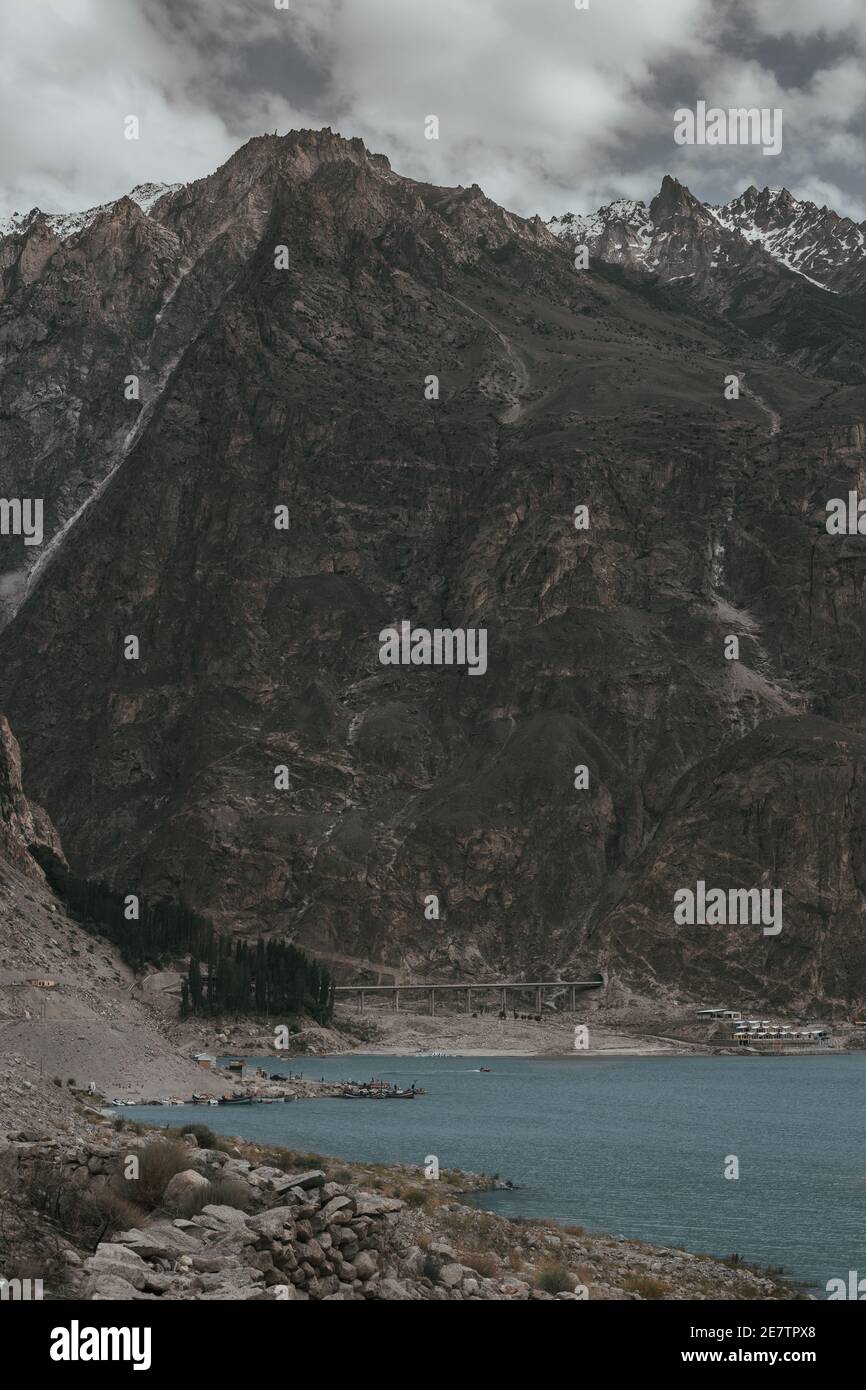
[{"x1": 28, "y1": 845, "x2": 335, "y2": 1027}]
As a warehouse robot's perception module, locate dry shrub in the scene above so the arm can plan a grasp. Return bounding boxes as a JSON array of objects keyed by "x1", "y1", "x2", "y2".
[
  {"x1": 403, "y1": 1188, "x2": 429, "y2": 1208},
  {"x1": 207, "y1": 1177, "x2": 254, "y2": 1211},
  {"x1": 536, "y1": 1261, "x2": 577, "y2": 1294},
  {"x1": 169, "y1": 1124, "x2": 217, "y2": 1149},
  {"x1": 27, "y1": 1162, "x2": 112, "y2": 1250},
  {"x1": 621, "y1": 1272, "x2": 671, "y2": 1299},
  {"x1": 121, "y1": 1140, "x2": 190, "y2": 1207},
  {"x1": 260, "y1": 1146, "x2": 324, "y2": 1172},
  {"x1": 94, "y1": 1188, "x2": 147, "y2": 1232},
  {"x1": 1, "y1": 1241, "x2": 68, "y2": 1294}
]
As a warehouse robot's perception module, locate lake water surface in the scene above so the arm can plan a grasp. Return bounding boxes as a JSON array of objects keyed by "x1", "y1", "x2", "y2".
[{"x1": 127, "y1": 1052, "x2": 866, "y2": 1294}]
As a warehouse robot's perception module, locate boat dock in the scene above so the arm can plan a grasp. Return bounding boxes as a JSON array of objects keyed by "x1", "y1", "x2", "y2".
[{"x1": 338, "y1": 1080, "x2": 424, "y2": 1099}]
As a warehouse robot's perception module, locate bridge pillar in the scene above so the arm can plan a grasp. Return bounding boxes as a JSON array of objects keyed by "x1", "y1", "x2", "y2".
[
  {"x1": 570, "y1": 986, "x2": 576, "y2": 1012},
  {"x1": 430, "y1": 988, "x2": 436, "y2": 1017},
  {"x1": 536, "y1": 986, "x2": 542, "y2": 1012},
  {"x1": 394, "y1": 988, "x2": 399, "y2": 1011},
  {"x1": 359, "y1": 991, "x2": 365, "y2": 1013},
  {"x1": 467, "y1": 987, "x2": 472, "y2": 1014},
  {"x1": 501, "y1": 988, "x2": 506, "y2": 1012}
]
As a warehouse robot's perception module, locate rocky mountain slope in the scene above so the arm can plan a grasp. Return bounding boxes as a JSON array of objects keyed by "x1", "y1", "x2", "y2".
[
  {"x1": 0, "y1": 714, "x2": 64, "y2": 880},
  {"x1": 0, "y1": 713, "x2": 227, "y2": 1129},
  {"x1": 1, "y1": 130, "x2": 865, "y2": 1010}
]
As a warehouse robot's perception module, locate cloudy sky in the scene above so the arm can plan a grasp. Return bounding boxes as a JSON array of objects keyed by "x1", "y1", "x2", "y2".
[{"x1": 1, "y1": 0, "x2": 864, "y2": 222}]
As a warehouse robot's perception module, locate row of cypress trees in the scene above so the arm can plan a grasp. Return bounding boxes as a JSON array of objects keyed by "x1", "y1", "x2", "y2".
[
  {"x1": 181, "y1": 936, "x2": 335, "y2": 1023},
  {"x1": 31, "y1": 846, "x2": 334, "y2": 1023}
]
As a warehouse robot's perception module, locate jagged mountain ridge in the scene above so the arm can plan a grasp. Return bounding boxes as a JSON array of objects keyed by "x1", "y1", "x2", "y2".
[
  {"x1": 1, "y1": 130, "x2": 866, "y2": 1008},
  {"x1": 0, "y1": 183, "x2": 182, "y2": 240},
  {"x1": 0, "y1": 131, "x2": 551, "y2": 621},
  {"x1": 0, "y1": 710, "x2": 230, "y2": 1123},
  {"x1": 549, "y1": 175, "x2": 866, "y2": 383},
  {"x1": 549, "y1": 175, "x2": 866, "y2": 294},
  {"x1": 1, "y1": 159, "x2": 860, "y2": 617},
  {"x1": 709, "y1": 185, "x2": 866, "y2": 293}
]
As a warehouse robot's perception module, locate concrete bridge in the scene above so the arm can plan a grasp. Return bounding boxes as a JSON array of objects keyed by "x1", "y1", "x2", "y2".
[{"x1": 334, "y1": 976, "x2": 604, "y2": 1015}]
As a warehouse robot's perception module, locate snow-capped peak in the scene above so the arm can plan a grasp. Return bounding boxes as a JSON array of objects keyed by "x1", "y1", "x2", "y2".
[
  {"x1": 709, "y1": 184, "x2": 864, "y2": 292},
  {"x1": 548, "y1": 197, "x2": 653, "y2": 267},
  {"x1": 548, "y1": 178, "x2": 866, "y2": 295},
  {"x1": 549, "y1": 197, "x2": 649, "y2": 240},
  {"x1": 128, "y1": 182, "x2": 181, "y2": 215},
  {"x1": 0, "y1": 183, "x2": 182, "y2": 241}
]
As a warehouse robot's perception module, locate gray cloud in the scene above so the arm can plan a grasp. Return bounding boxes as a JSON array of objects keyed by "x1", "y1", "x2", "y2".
[{"x1": 0, "y1": 0, "x2": 862, "y2": 222}]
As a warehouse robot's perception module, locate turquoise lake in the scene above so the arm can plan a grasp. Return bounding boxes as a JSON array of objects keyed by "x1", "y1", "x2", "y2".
[{"x1": 126, "y1": 1052, "x2": 866, "y2": 1294}]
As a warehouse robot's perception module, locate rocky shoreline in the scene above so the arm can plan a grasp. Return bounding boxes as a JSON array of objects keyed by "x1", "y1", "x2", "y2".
[
  {"x1": 1, "y1": 1119, "x2": 803, "y2": 1302},
  {"x1": 170, "y1": 1002, "x2": 857, "y2": 1065}
]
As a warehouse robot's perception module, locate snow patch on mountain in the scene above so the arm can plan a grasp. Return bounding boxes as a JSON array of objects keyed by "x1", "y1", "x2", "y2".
[
  {"x1": 548, "y1": 181, "x2": 866, "y2": 295},
  {"x1": 0, "y1": 183, "x2": 182, "y2": 240},
  {"x1": 548, "y1": 199, "x2": 654, "y2": 271},
  {"x1": 707, "y1": 186, "x2": 864, "y2": 293}
]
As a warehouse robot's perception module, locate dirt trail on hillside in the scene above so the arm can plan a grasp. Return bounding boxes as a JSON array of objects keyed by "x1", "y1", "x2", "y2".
[
  {"x1": 444, "y1": 292, "x2": 530, "y2": 423},
  {"x1": 743, "y1": 383, "x2": 782, "y2": 435}
]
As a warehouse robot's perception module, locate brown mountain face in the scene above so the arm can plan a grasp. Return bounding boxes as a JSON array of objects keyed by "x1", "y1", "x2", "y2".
[
  {"x1": 0, "y1": 714, "x2": 64, "y2": 881},
  {"x1": 1, "y1": 130, "x2": 866, "y2": 1009},
  {"x1": 595, "y1": 717, "x2": 866, "y2": 1007}
]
